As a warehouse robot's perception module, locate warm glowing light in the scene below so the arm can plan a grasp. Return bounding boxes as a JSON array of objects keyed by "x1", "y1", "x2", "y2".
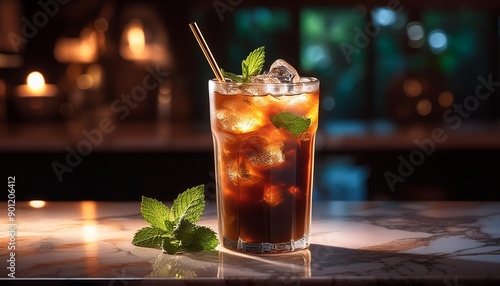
[
  {"x1": 79, "y1": 44, "x2": 94, "y2": 60},
  {"x1": 76, "y1": 74, "x2": 94, "y2": 90},
  {"x1": 94, "y1": 18, "x2": 108, "y2": 32},
  {"x1": 87, "y1": 64, "x2": 102, "y2": 87},
  {"x1": 81, "y1": 201, "x2": 96, "y2": 220},
  {"x1": 416, "y1": 99, "x2": 432, "y2": 116},
  {"x1": 27, "y1": 72, "x2": 45, "y2": 93},
  {"x1": 80, "y1": 29, "x2": 98, "y2": 60},
  {"x1": 0, "y1": 53, "x2": 23, "y2": 68},
  {"x1": 81, "y1": 201, "x2": 98, "y2": 243},
  {"x1": 119, "y1": 19, "x2": 170, "y2": 63},
  {"x1": 81, "y1": 201, "x2": 99, "y2": 272},
  {"x1": 403, "y1": 78, "x2": 423, "y2": 97},
  {"x1": 83, "y1": 223, "x2": 98, "y2": 243},
  {"x1": 29, "y1": 200, "x2": 46, "y2": 208},
  {"x1": 53, "y1": 28, "x2": 98, "y2": 64},
  {"x1": 127, "y1": 20, "x2": 146, "y2": 55},
  {"x1": 438, "y1": 91, "x2": 454, "y2": 107},
  {"x1": 158, "y1": 92, "x2": 172, "y2": 104},
  {"x1": 17, "y1": 70, "x2": 57, "y2": 97}
]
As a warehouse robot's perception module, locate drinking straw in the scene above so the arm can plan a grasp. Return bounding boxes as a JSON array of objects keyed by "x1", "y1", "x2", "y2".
[{"x1": 189, "y1": 22, "x2": 225, "y2": 82}]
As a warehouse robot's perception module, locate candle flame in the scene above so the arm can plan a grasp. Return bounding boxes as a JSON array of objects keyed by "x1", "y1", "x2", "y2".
[
  {"x1": 27, "y1": 72, "x2": 45, "y2": 93},
  {"x1": 80, "y1": 29, "x2": 98, "y2": 61},
  {"x1": 53, "y1": 28, "x2": 98, "y2": 63},
  {"x1": 127, "y1": 19, "x2": 145, "y2": 55},
  {"x1": 29, "y1": 200, "x2": 46, "y2": 208}
]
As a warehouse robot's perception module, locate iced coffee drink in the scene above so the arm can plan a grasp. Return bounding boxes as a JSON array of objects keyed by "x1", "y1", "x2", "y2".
[{"x1": 209, "y1": 53, "x2": 319, "y2": 253}]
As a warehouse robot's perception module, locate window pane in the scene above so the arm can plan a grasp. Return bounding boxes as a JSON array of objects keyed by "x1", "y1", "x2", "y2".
[
  {"x1": 229, "y1": 8, "x2": 293, "y2": 72},
  {"x1": 421, "y1": 10, "x2": 492, "y2": 119},
  {"x1": 372, "y1": 7, "x2": 409, "y2": 117},
  {"x1": 300, "y1": 7, "x2": 368, "y2": 120}
]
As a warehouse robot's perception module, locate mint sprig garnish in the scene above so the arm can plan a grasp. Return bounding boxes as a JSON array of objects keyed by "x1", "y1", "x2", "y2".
[
  {"x1": 132, "y1": 185, "x2": 218, "y2": 254},
  {"x1": 270, "y1": 112, "x2": 311, "y2": 136},
  {"x1": 222, "y1": 46, "x2": 265, "y2": 83},
  {"x1": 242, "y1": 46, "x2": 265, "y2": 81}
]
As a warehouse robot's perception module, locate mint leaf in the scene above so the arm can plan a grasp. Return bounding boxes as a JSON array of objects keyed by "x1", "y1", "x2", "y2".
[
  {"x1": 222, "y1": 47, "x2": 265, "y2": 83},
  {"x1": 140, "y1": 196, "x2": 170, "y2": 231},
  {"x1": 242, "y1": 46, "x2": 265, "y2": 81},
  {"x1": 132, "y1": 226, "x2": 166, "y2": 248},
  {"x1": 132, "y1": 184, "x2": 219, "y2": 254},
  {"x1": 270, "y1": 112, "x2": 311, "y2": 136},
  {"x1": 172, "y1": 219, "x2": 218, "y2": 253},
  {"x1": 165, "y1": 220, "x2": 175, "y2": 234},
  {"x1": 161, "y1": 238, "x2": 182, "y2": 254},
  {"x1": 221, "y1": 69, "x2": 243, "y2": 83},
  {"x1": 171, "y1": 185, "x2": 205, "y2": 225},
  {"x1": 188, "y1": 226, "x2": 218, "y2": 252},
  {"x1": 174, "y1": 218, "x2": 196, "y2": 246}
]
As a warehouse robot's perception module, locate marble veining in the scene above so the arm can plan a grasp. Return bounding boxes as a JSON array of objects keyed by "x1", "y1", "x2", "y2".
[{"x1": 0, "y1": 200, "x2": 499, "y2": 284}]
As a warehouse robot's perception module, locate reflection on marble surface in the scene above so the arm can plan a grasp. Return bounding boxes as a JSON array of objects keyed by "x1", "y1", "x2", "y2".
[
  {"x1": 131, "y1": 247, "x2": 311, "y2": 279},
  {"x1": 0, "y1": 201, "x2": 499, "y2": 285}
]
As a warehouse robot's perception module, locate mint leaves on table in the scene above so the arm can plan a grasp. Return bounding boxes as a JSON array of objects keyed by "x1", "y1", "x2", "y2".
[
  {"x1": 270, "y1": 112, "x2": 311, "y2": 136},
  {"x1": 221, "y1": 46, "x2": 265, "y2": 83},
  {"x1": 132, "y1": 185, "x2": 218, "y2": 254}
]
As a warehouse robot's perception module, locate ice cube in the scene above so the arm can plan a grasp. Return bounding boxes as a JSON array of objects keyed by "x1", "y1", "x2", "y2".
[
  {"x1": 226, "y1": 160, "x2": 261, "y2": 186},
  {"x1": 216, "y1": 97, "x2": 264, "y2": 134},
  {"x1": 288, "y1": 185, "x2": 301, "y2": 196},
  {"x1": 267, "y1": 59, "x2": 300, "y2": 83},
  {"x1": 285, "y1": 93, "x2": 311, "y2": 106},
  {"x1": 221, "y1": 134, "x2": 239, "y2": 156},
  {"x1": 263, "y1": 185, "x2": 284, "y2": 206},
  {"x1": 249, "y1": 75, "x2": 281, "y2": 84},
  {"x1": 243, "y1": 135, "x2": 286, "y2": 167},
  {"x1": 299, "y1": 132, "x2": 311, "y2": 141}
]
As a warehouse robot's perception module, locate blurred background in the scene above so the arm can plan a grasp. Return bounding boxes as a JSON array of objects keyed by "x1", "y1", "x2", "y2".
[{"x1": 0, "y1": 0, "x2": 499, "y2": 201}]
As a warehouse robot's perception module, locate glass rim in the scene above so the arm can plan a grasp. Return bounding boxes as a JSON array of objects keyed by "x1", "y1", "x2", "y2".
[
  {"x1": 209, "y1": 77, "x2": 319, "y2": 96},
  {"x1": 209, "y1": 76, "x2": 319, "y2": 87}
]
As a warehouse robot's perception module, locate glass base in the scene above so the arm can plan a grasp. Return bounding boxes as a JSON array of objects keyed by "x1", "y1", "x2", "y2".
[{"x1": 222, "y1": 235, "x2": 309, "y2": 254}]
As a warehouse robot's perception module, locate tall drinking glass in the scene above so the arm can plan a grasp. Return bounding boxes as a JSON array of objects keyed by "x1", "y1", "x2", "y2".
[{"x1": 209, "y1": 77, "x2": 320, "y2": 254}]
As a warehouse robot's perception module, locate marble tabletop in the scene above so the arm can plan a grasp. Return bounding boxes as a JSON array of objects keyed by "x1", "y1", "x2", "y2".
[{"x1": 1, "y1": 200, "x2": 499, "y2": 285}]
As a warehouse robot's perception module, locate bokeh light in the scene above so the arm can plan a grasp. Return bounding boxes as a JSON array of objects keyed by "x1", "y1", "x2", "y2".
[
  {"x1": 27, "y1": 71, "x2": 45, "y2": 91},
  {"x1": 322, "y1": 96, "x2": 335, "y2": 111},
  {"x1": 428, "y1": 29, "x2": 448, "y2": 54},
  {"x1": 407, "y1": 22, "x2": 425, "y2": 41},
  {"x1": 416, "y1": 99, "x2": 432, "y2": 116},
  {"x1": 407, "y1": 21, "x2": 426, "y2": 48},
  {"x1": 403, "y1": 78, "x2": 423, "y2": 97},
  {"x1": 29, "y1": 200, "x2": 46, "y2": 208},
  {"x1": 94, "y1": 18, "x2": 108, "y2": 32},
  {"x1": 303, "y1": 44, "x2": 332, "y2": 70},
  {"x1": 76, "y1": 74, "x2": 93, "y2": 90},
  {"x1": 371, "y1": 7, "x2": 397, "y2": 26},
  {"x1": 438, "y1": 91, "x2": 454, "y2": 107}
]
